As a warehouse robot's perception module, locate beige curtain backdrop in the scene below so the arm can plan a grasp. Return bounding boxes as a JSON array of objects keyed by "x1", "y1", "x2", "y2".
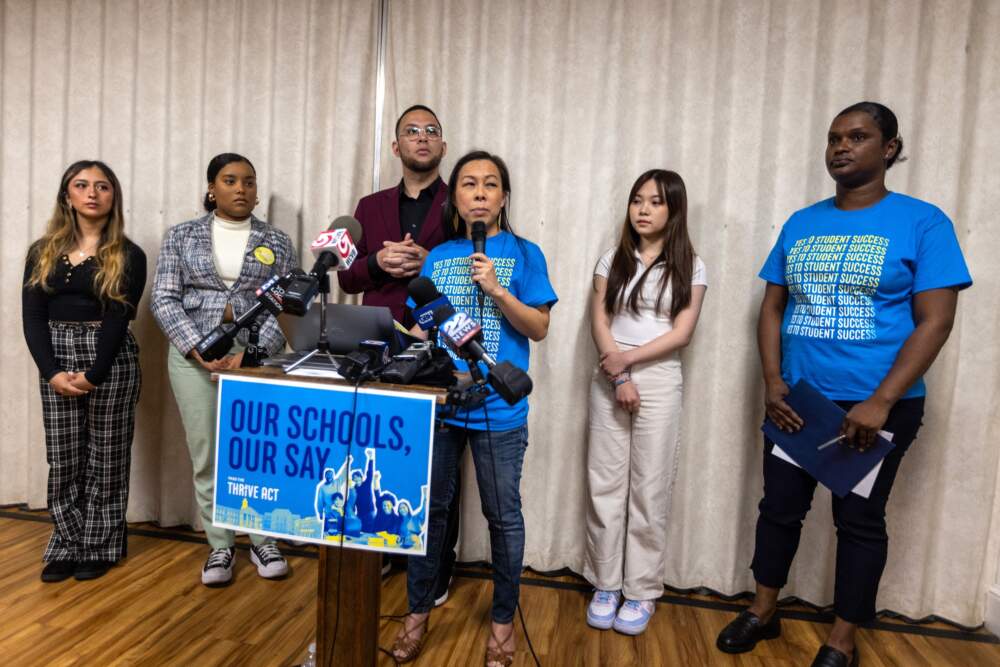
[
  {"x1": 2, "y1": 0, "x2": 998, "y2": 629},
  {"x1": 380, "y1": 0, "x2": 1000, "y2": 627},
  {"x1": 1, "y1": 0, "x2": 377, "y2": 525}
]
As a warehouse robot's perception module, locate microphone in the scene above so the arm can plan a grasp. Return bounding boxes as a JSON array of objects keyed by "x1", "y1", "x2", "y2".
[
  {"x1": 409, "y1": 275, "x2": 450, "y2": 331},
  {"x1": 195, "y1": 269, "x2": 302, "y2": 361},
  {"x1": 434, "y1": 304, "x2": 493, "y2": 364},
  {"x1": 471, "y1": 221, "x2": 486, "y2": 309},
  {"x1": 379, "y1": 340, "x2": 434, "y2": 384},
  {"x1": 471, "y1": 221, "x2": 486, "y2": 255},
  {"x1": 337, "y1": 340, "x2": 390, "y2": 384},
  {"x1": 406, "y1": 277, "x2": 532, "y2": 405},
  {"x1": 284, "y1": 216, "x2": 363, "y2": 316},
  {"x1": 309, "y1": 215, "x2": 362, "y2": 273}
]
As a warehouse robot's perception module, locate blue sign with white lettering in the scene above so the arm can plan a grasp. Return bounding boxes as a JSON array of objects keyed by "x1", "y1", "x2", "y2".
[{"x1": 213, "y1": 375, "x2": 436, "y2": 555}]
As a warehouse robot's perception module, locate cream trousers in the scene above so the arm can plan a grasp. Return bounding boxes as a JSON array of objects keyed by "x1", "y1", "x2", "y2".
[{"x1": 582, "y1": 346, "x2": 684, "y2": 600}]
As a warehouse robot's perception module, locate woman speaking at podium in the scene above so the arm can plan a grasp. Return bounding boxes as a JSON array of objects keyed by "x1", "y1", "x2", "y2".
[
  {"x1": 391, "y1": 151, "x2": 558, "y2": 666},
  {"x1": 22, "y1": 160, "x2": 145, "y2": 583},
  {"x1": 151, "y1": 153, "x2": 296, "y2": 588},
  {"x1": 715, "y1": 103, "x2": 972, "y2": 667}
]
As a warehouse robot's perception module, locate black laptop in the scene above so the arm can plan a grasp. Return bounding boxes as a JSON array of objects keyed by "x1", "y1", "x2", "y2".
[{"x1": 279, "y1": 302, "x2": 401, "y2": 355}]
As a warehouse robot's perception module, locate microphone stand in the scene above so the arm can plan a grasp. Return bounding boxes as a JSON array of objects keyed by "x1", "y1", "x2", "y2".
[
  {"x1": 239, "y1": 312, "x2": 268, "y2": 368},
  {"x1": 284, "y1": 273, "x2": 339, "y2": 372}
]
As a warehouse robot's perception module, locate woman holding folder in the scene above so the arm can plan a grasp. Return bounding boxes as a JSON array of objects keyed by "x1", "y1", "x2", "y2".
[{"x1": 715, "y1": 102, "x2": 972, "y2": 667}]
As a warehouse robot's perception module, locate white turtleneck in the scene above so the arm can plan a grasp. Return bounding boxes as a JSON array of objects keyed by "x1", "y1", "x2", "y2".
[{"x1": 212, "y1": 213, "x2": 252, "y2": 288}]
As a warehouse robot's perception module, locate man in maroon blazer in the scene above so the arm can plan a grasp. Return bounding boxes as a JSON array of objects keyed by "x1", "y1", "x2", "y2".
[
  {"x1": 338, "y1": 104, "x2": 449, "y2": 328},
  {"x1": 339, "y1": 104, "x2": 458, "y2": 607}
]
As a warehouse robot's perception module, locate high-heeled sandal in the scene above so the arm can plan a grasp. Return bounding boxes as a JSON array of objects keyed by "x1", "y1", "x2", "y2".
[
  {"x1": 391, "y1": 613, "x2": 429, "y2": 663},
  {"x1": 485, "y1": 624, "x2": 515, "y2": 667}
]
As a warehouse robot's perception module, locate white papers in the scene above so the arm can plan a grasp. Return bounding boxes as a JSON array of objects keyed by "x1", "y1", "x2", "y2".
[
  {"x1": 771, "y1": 430, "x2": 893, "y2": 499},
  {"x1": 284, "y1": 367, "x2": 344, "y2": 379}
]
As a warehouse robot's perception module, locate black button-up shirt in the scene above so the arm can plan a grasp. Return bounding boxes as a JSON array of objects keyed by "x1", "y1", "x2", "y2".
[{"x1": 367, "y1": 179, "x2": 442, "y2": 283}]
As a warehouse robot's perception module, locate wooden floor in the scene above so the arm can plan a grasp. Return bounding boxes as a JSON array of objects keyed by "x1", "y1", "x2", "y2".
[{"x1": 1, "y1": 511, "x2": 997, "y2": 666}]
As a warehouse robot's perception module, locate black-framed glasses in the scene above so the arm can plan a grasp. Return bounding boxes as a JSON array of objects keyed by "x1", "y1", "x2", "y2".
[{"x1": 400, "y1": 124, "x2": 443, "y2": 141}]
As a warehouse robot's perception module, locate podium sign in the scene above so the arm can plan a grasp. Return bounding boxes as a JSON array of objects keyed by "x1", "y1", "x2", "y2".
[{"x1": 212, "y1": 375, "x2": 435, "y2": 555}]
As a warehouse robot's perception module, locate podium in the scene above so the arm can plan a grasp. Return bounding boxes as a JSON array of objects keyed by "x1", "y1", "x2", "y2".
[{"x1": 216, "y1": 367, "x2": 446, "y2": 666}]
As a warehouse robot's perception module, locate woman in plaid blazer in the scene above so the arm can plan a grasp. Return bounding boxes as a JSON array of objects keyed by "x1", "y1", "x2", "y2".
[{"x1": 151, "y1": 153, "x2": 297, "y2": 587}]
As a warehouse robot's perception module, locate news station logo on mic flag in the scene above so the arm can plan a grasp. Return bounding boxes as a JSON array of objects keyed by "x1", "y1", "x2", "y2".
[
  {"x1": 440, "y1": 311, "x2": 482, "y2": 348},
  {"x1": 212, "y1": 375, "x2": 436, "y2": 555},
  {"x1": 310, "y1": 228, "x2": 358, "y2": 268},
  {"x1": 412, "y1": 295, "x2": 450, "y2": 331}
]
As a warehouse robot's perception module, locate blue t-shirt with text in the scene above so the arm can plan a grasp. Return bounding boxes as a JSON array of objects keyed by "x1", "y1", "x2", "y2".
[
  {"x1": 759, "y1": 193, "x2": 971, "y2": 400},
  {"x1": 408, "y1": 231, "x2": 558, "y2": 430}
]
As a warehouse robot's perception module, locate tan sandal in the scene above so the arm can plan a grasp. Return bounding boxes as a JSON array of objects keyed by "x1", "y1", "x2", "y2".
[
  {"x1": 391, "y1": 613, "x2": 429, "y2": 663},
  {"x1": 485, "y1": 623, "x2": 515, "y2": 667}
]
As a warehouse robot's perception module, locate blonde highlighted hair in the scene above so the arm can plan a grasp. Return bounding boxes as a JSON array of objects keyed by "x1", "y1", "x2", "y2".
[{"x1": 25, "y1": 160, "x2": 129, "y2": 305}]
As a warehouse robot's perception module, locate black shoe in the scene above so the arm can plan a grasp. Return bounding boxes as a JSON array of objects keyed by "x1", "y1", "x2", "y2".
[
  {"x1": 74, "y1": 560, "x2": 113, "y2": 581},
  {"x1": 811, "y1": 645, "x2": 858, "y2": 667},
  {"x1": 41, "y1": 560, "x2": 76, "y2": 583},
  {"x1": 715, "y1": 610, "x2": 782, "y2": 654}
]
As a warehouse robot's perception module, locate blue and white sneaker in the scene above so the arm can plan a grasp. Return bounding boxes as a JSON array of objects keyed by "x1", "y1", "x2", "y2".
[
  {"x1": 613, "y1": 599, "x2": 656, "y2": 635},
  {"x1": 586, "y1": 589, "x2": 622, "y2": 630}
]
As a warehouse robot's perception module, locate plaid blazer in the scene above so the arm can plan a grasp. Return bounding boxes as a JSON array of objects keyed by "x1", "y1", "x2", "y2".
[{"x1": 151, "y1": 213, "x2": 297, "y2": 356}]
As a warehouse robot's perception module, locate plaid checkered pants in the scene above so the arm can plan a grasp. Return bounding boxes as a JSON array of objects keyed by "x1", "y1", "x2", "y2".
[{"x1": 40, "y1": 322, "x2": 141, "y2": 563}]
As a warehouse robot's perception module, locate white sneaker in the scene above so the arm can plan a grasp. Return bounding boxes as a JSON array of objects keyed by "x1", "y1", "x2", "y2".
[
  {"x1": 613, "y1": 599, "x2": 656, "y2": 635},
  {"x1": 202, "y1": 547, "x2": 235, "y2": 587},
  {"x1": 434, "y1": 577, "x2": 454, "y2": 607},
  {"x1": 250, "y1": 543, "x2": 289, "y2": 579},
  {"x1": 587, "y1": 589, "x2": 621, "y2": 630}
]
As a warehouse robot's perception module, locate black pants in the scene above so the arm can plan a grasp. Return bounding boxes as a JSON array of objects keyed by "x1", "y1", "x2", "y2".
[{"x1": 750, "y1": 397, "x2": 924, "y2": 623}]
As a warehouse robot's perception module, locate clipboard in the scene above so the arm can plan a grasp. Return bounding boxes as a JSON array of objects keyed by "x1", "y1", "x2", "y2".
[{"x1": 762, "y1": 380, "x2": 895, "y2": 498}]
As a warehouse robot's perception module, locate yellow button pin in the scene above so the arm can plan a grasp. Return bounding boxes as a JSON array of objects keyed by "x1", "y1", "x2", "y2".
[{"x1": 254, "y1": 245, "x2": 275, "y2": 265}]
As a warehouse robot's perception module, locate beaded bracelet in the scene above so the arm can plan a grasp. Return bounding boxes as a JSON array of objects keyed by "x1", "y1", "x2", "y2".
[{"x1": 612, "y1": 375, "x2": 630, "y2": 387}]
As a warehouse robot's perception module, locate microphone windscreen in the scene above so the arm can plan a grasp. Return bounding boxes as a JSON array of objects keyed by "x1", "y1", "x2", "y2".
[
  {"x1": 330, "y1": 215, "x2": 363, "y2": 242},
  {"x1": 471, "y1": 221, "x2": 486, "y2": 255},
  {"x1": 407, "y1": 276, "x2": 441, "y2": 307},
  {"x1": 431, "y1": 303, "x2": 457, "y2": 325}
]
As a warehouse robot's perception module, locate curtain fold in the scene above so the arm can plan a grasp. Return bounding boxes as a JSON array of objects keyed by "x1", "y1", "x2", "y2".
[
  {"x1": 1, "y1": 0, "x2": 378, "y2": 533},
  {"x1": 381, "y1": 0, "x2": 1000, "y2": 626},
  {"x1": 2, "y1": 0, "x2": 998, "y2": 628}
]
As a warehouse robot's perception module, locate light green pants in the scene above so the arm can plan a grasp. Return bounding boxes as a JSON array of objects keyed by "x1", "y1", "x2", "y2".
[{"x1": 167, "y1": 345, "x2": 270, "y2": 549}]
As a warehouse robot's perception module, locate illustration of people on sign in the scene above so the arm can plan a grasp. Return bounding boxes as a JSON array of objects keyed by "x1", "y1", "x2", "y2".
[
  {"x1": 354, "y1": 449, "x2": 378, "y2": 533},
  {"x1": 397, "y1": 486, "x2": 428, "y2": 550},
  {"x1": 315, "y1": 456, "x2": 353, "y2": 536},
  {"x1": 313, "y1": 448, "x2": 427, "y2": 549}
]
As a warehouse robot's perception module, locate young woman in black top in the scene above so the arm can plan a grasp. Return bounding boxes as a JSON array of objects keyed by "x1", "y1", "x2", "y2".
[{"x1": 22, "y1": 160, "x2": 146, "y2": 582}]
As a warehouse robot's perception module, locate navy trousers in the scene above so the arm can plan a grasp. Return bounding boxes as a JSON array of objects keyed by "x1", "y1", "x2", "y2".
[{"x1": 750, "y1": 397, "x2": 924, "y2": 623}]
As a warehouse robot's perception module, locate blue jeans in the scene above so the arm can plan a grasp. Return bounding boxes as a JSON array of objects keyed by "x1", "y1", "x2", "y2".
[{"x1": 406, "y1": 424, "x2": 528, "y2": 623}]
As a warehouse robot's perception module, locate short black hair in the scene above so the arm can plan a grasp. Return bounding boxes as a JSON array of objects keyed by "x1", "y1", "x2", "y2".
[
  {"x1": 394, "y1": 104, "x2": 441, "y2": 138},
  {"x1": 836, "y1": 101, "x2": 905, "y2": 169}
]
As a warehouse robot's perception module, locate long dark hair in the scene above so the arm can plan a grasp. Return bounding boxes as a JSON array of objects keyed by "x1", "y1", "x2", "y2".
[
  {"x1": 604, "y1": 169, "x2": 695, "y2": 320},
  {"x1": 203, "y1": 152, "x2": 256, "y2": 211},
  {"x1": 441, "y1": 150, "x2": 514, "y2": 240}
]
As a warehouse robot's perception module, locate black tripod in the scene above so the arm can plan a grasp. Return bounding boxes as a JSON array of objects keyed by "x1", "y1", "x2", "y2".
[
  {"x1": 239, "y1": 313, "x2": 268, "y2": 368},
  {"x1": 284, "y1": 274, "x2": 338, "y2": 371}
]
